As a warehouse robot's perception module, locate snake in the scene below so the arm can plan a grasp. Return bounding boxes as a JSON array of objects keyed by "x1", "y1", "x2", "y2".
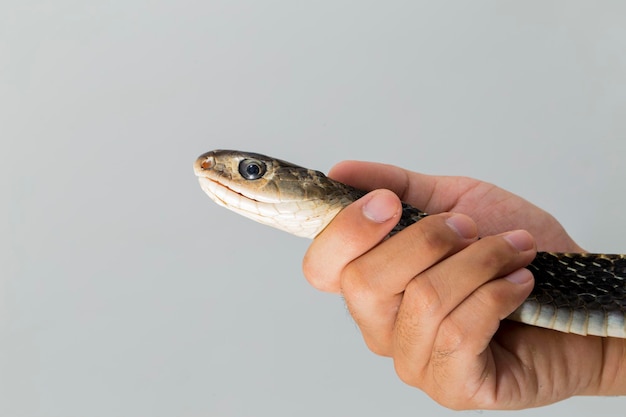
[{"x1": 194, "y1": 149, "x2": 626, "y2": 338}]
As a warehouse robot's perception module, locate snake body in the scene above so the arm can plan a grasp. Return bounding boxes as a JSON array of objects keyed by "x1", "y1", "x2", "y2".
[{"x1": 194, "y1": 149, "x2": 626, "y2": 338}]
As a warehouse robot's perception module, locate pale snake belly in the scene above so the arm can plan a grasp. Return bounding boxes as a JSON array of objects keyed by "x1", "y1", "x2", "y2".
[{"x1": 194, "y1": 149, "x2": 626, "y2": 338}]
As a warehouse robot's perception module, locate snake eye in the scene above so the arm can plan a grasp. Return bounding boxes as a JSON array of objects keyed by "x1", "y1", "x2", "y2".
[{"x1": 238, "y1": 159, "x2": 267, "y2": 180}]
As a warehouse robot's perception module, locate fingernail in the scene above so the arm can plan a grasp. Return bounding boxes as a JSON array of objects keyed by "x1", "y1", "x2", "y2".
[
  {"x1": 503, "y1": 230, "x2": 534, "y2": 252},
  {"x1": 505, "y1": 269, "x2": 533, "y2": 285},
  {"x1": 445, "y1": 214, "x2": 477, "y2": 239},
  {"x1": 362, "y1": 192, "x2": 398, "y2": 223}
]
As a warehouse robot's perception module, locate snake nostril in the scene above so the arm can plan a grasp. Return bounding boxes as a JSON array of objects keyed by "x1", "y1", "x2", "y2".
[{"x1": 201, "y1": 156, "x2": 215, "y2": 170}]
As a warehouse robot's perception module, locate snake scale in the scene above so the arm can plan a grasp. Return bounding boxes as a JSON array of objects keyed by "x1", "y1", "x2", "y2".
[{"x1": 194, "y1": 149, "x2": 626, "y2": 338}]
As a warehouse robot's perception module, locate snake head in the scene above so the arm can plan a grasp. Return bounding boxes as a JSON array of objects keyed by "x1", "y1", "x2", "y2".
[{"x1": 194, "y1": 150, "x2": 359, "y2": 238}]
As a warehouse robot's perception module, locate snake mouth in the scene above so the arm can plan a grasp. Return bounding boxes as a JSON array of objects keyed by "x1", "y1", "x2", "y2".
[
  {"x1": 195, "y1": 171, "x2": 333, "y2": 239},
  {"x1": 196, "y1": 176, "x2": 264, "y2": 209}
]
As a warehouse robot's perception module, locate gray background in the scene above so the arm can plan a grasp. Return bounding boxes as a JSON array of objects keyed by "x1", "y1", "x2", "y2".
[{"x1": 2, "y1": 1, "x2": 626, "y2": 416}]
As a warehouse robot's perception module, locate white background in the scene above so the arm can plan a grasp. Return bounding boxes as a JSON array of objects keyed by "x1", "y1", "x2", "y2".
[{"x1": 2, "y1": 1, "x2": 626, "y2": 416}]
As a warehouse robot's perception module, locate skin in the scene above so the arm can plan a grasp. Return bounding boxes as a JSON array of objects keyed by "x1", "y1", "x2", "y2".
[{"x1": 302, "y1": 161, "x2": 626, "y2": 410}]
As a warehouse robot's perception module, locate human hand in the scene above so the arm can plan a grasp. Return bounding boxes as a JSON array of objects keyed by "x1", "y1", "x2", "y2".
[{"x1": 302, "y1": 161, "x2": 625, "y2": 409}]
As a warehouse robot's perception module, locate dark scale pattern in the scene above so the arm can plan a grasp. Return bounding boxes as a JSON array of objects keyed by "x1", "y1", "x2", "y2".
[
  {"x1": 527, "y1": 253, "x2": 626, "y2": 314},
  {"x1": 391, "y1": 203, "x2": 430, "y2": 236}
]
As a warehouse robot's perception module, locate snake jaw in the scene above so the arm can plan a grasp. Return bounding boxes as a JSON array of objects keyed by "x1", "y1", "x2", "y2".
[{"x1": 196, "y1": 175, "x2": 335, "y2": 238}]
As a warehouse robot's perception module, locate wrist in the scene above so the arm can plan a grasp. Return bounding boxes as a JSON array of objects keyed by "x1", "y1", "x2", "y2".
[{"x1": 579, "y1": 338, "x2": 626, "y2": 396}]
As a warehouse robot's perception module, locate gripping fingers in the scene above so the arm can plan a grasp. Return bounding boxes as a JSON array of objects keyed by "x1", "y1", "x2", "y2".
[
  {"x1": 392, "y1": 230, "x2": 536, "y2": 405},
  {"x1": 339, "y1": 212, "x2": 478, "y2": 355},
  {"x1": 303, "y1": 186, "x2": 480, "y2": 356},
  {"x1": 438, "y1": 268, "x2": 534, "y2": 353}
]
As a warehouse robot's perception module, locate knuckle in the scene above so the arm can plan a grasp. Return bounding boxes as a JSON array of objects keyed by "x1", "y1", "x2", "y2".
[
  {"x1": 363, "y1": 336, "x2": 392, "y2": 357},
  {"x1": 474, "y1": 278, "x2": 529, "y2": 322},
  {"x1": 393, "y1": 356, "x2": 422, "y2": 387},
  {"x1": 433, "y1": 320, "x2": 466, "y2": 358},
  {"x1": 302, "y1": 255, "x2": 333, "y2": 291},
  {"x1": 472, "y1": 283, "x2": 501, "y2": 309},
  {"x1": 404, "y1": 274, "x2": 444, "y2": 319},
  {"x1": 302, "y1": 251, "x2": 338, "y2": 292},
  {"x1": 474, "y1": 236, "x2": 514, "y2": 272},
  {"x1": 301, "y1": 250, "x2": 316, "y2": 279},
  {"x1": 340, "y1": 261, "x2": 369, "y2": 297},
  {"x1": 410, "y1": 216, "x2": 454, "y2": 253}
]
